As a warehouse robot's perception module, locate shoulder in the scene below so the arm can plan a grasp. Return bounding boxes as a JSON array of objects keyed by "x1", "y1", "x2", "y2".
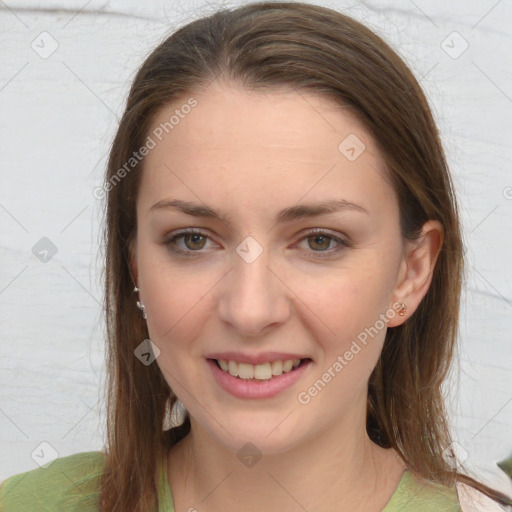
[
  {"x1": 385, "y1": 470, "x2": 463, "y2": 511},
  {"x1": 0, "y1": 451, "x2": 106, "y2": 512},
  {"x1": 387, "y1": 471, "x2": 511, "y2": 512}
]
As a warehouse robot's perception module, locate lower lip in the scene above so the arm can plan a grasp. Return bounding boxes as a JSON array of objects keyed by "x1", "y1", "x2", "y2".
[{"x1": 206, "y1": 358, "x2": 312, "y2": 399}]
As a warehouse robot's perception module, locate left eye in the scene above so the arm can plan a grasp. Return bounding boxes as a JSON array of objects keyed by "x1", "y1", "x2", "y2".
[
  {"x1": 298, "y1": 232, "x2": 345, "y2": 253},
  {"x1": 163, "y1": 228, "x2": 348, "y2": 257}
]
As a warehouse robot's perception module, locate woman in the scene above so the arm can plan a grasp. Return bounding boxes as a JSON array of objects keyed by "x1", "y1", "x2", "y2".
[{"x1": 1, "y1": 2, "x2": 510, "y2": 511}]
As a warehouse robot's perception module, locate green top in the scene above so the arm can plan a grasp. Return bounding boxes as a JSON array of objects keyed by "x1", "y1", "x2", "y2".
[{"x1": 0, "y1": 451, "x2": 463, "y2": 511}]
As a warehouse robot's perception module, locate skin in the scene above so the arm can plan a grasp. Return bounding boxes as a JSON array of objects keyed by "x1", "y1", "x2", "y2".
[{"x1": 130, "y1": 81, "x2": 443, "y2": 512}]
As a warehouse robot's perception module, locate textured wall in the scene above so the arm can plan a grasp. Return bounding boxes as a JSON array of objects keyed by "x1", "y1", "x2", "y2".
[{"x1": 0, "y1": 0, "x2": 511, "y2": 497}]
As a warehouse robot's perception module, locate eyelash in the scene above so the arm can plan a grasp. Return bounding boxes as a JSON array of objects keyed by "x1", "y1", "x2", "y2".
[{"x1": 162, "y1": 228, "x2": 350, "y2": 259}]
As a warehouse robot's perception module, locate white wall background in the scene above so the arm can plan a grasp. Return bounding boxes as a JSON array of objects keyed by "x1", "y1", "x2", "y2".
[{"x1": 1, "y1": 0, "x2": 511, "y2": 495}]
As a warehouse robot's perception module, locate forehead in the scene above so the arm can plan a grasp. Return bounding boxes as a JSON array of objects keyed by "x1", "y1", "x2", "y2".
[
  {"x1": 147, "y1": 82, "x2": 376, "y2": 158},
  {"x1": 138, "y1": 82, "x2": 396, "y2": 220}
]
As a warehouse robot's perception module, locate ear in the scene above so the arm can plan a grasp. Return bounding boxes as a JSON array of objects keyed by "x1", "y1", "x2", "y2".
[{"x1": 387, "y1": 220, "x2": 444, "y2": 327}]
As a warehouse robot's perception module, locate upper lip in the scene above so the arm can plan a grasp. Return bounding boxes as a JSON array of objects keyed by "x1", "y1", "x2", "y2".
[{"x1": 206, "y1": 352, "x2": 311, "y2": 365}]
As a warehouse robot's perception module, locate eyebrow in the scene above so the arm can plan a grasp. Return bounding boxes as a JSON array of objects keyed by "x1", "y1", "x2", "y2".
[{"x1": 149, "y1": 198, "x2": 369, "y2": 225}]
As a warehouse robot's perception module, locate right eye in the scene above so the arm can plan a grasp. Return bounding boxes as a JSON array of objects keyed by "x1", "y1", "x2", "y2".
[{"x1": 163, "y1": 228, "x2": 215, "y2": 256}]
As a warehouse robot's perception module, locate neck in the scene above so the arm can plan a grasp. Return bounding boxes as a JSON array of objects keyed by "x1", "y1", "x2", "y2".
[{"x1": 168, "y1": 397, "x2": 406, "y2": 512}]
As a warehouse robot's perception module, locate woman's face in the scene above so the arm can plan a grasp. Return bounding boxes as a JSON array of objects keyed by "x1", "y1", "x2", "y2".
[{"x1": 131, "y1": 81, "x2": 418, "y2": 454}]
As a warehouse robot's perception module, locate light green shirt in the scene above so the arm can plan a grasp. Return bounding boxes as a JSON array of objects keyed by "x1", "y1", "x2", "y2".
[{"x1": 0, "y1": 451, "x2": 463, "y2": 511}]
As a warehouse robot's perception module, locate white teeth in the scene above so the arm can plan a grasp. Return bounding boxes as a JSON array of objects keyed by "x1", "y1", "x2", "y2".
[
  {"x1": 271, "y1": 360, "x2": 283, "y2": 375},
  {"x1": 254, "y1": 362, "x2": 272, "y2": 380},
  {"x1": 217, "y1": 358, "x2": 302, "y2": 380},
  {"x1": 228, "y1": 360, "x2": 238, "y2": 377},
  {"x1": 283, "y1": 360, "x2": 293, "y2": 372},
  {"x1": 238, "y1": 363, "x2": 254, "y2": 379}
]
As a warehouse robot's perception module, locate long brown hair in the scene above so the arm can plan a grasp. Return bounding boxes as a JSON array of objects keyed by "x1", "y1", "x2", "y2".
[{"x1": 98, "y1": 2, "x2": 512, "y2": 510}]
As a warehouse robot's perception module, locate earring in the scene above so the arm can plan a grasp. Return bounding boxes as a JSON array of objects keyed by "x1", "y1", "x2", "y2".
[
  {"x1": 398, "y1": 303, "x2": 407, "y2": 316},
  {"x1": 134, "y1": 286, "x2": 148, "y2": 319}
]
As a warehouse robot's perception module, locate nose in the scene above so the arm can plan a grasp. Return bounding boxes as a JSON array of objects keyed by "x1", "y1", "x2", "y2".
[{"x1": 217, "y1": 243, "x2": 291, "y2": 337}]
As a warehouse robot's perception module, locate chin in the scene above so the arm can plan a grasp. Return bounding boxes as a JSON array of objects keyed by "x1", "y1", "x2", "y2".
[{"x1": 207, "y1": 415, "x2": 307, "y2": 457}]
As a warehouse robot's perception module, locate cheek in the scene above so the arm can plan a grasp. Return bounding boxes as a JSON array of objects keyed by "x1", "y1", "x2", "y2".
[
  {"x1": 297, "y1": 273, "x2": 390, "y2": 409},
  {"x1": 291, "y1": 269, "x2": 392, "y2": 396},
  {"x1": 144, "y1": 277, "x2": 215, "y2": 387},
  {"x1": 141, "y1": 261, "x2": 219, "y2": 368},
  {"x1": 137, "y1": 238, "x2": 208, "y2": 332},
  {"x1": 296, "y1": 263, "x2": 391, "y2": 340}
]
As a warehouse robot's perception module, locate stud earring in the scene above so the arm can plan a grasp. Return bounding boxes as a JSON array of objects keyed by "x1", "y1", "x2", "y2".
[
  {"x1": 134, "y1": 286, "x2": 147, "y2": 319},
  {"x1": 398, "y1": 303, "x2": 407, "y2": 316}
]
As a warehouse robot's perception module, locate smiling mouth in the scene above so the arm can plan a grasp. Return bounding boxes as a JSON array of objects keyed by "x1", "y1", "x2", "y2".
[{"x1": 209, "y1": 357, "x2": 312, "y2": 381}]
